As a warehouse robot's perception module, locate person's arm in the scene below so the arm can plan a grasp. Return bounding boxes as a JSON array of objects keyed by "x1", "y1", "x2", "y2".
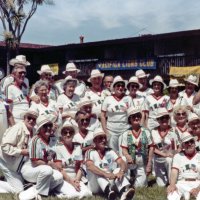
[
  {"x1": 122, "y1": 147, "x2": 134, "y2": 164},
  {"x1": 154, "y1": 148, "x2": 173, "y2": 158},
  {"x1": 115, "y1": 157, "x2": 127, "y2": 181},
  {"x1": 6, "y1": 107, "x2": 15, "y2": 126},
  {"x1": 193, "y1": 90, "x2": 200, "y2": 105},
  {"x1": 167, "y1": 168, "x2": 178, "y2": 194},
  {"x1": 146, "y1": 146, "x2": 154, "y2": 175},
  {"x1": 101, "y1": 110, "x2": 108, "y2": 135},
  {"x1": 81, "y1": 145, "x2": 95, "y2": 155},
  {"x1": 86, "y1": 160, "x2": 115, "y2": 180}
]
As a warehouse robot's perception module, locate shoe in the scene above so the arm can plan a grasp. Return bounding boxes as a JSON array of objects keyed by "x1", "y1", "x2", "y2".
[
  {"x1": 120, "y1": 188, "x2": 135, "y2": 200},
  {"x1": 107, "y1": 190, "x2": 117, "y2": 200},
  {"x1": 19, "y1": 185, "x2": 41, "y2": 200}
]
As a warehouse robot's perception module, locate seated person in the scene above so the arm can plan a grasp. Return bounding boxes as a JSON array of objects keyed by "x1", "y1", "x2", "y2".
[{"x1": 85, "y1": 128, "x2": 135, "y2": 200}]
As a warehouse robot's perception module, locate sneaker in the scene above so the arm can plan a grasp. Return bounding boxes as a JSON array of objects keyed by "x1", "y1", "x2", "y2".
[
  {"x1": 120, "y1": 188, "x2": 135, "y2": 200},
  {"x1": 19, "y1": 185, "x2": 41, "y2": 200},
  {"x1": 108, "y1": 190, "x2": 117, "y2": 200}
]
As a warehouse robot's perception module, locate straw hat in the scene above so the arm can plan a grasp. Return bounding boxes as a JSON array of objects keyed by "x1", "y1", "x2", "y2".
[
  {"x1": 135, "y1": 69, "x2": 150, "y2": 78},
  {"x1": 127, "y1": 106, "x2": 141, "y2": 118},
  {"x1": 61, "y1": 120, "x2": 78, "y2": 134},
  {"x1": 149, "y1": 75, "x2": 167, "y2": 89},
  {"x1": 62, "y1": 63, "x2": 80, "y2": 74},
  {"x1": 181, "y1": 132, "x2": 195, "y2": 143},
  {"x1": 167, "y1": 79, "x2": 184, "y2": 88},
  {"x1": 110, "y1": 75, "x2": 127, "y2": 91},
  {"x1": 20, "y1": 109, "x2": 39, "y2": 119},
  {"x1": 93, "y1": 128, "x2": 106, "y2": 141},
  {"x1": 127, "y1": 76, "x2": 142, "y2": 89},
  {"x1": 9, "y1": 55, "x2": 30, "y2": 66},
  {"x1": 156, "y1": 107, "x2": 169, "y2": 119},
  {"x1": 188, "y1": 112, "x2": 200, "y2": 124},
  {"x1": 61, "y1": 75, "x2": 78, "y2": 89},
  {"x1": 77, "y1": 97, "x2": 93, "y2": 109},
  {"x1": 37, "y1": 65, "x2": 54, "y2": 76},
  {"x1": 184, "y1": 75, "x2": 199, "y2": 86},
  {"x1": 87, "y1": 69, "x2": 104, "y2": 82}
]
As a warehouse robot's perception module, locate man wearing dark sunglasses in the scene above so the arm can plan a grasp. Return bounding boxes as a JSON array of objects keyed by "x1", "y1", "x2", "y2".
[{"x1": 167, "y1": 132, "x2": 200, "y2": 200}]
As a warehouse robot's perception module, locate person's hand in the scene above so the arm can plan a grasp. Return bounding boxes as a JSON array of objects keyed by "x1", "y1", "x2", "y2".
[
  {"x1": 31, "y1": 95, "x2": 40, "y2": 104},
  {"x1": 165, "y1": 152, "x2": 174, "y2": 158},
  {"x1": 70, "y1": 178, "x2": 80, "y2": 192},
  {"x1": 146, "y1": 163, "x2": 152, "y2": 176},
  {"x1": 190, "y1": 187, "x2": 200, "y2": 198},
  {"x1": 21, "y1": 149, "x2": 29, "y2": 156},
  {"x1": 126, "y1": 155, "x2": 134, "y2": 164},
  {"x1": 48, "y1": 161, "x2": 62, "y2": 171},
  {"x1": 167, "y1": 184, "x2": 177, "y2": 194},
  {"x1": 104, "y1": 172, "x2": 116, "y2": 180},
  {"x1": 186, "y1": 105, "x2": 193, "y2": 112},
  {"x1": 115, "y1": 171, "x2": 124, "y2": 181}
]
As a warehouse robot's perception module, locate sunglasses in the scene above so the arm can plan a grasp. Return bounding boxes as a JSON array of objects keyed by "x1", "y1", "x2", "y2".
[
  {"x1": 62, "y1": 130, "x2": 74, "y2": 136},
  {"x1": 177, "y1": 112, "x2": 186, "y2": 117},
  {"x1": 80, "y1": 118, "x2": 90, "y2": 123},
  {"x1": 158, "y1": 115, "x2": 169, "y2": 121},
  {"x1": 115, "y1": 84, "x2": 125, "y2": 88},
  {"x1": 18, "y1": 71, "x2": 26, "y2": 75},
  {"x1": 130, "y1": 113, "x2": 142, "y2": 119},
  {"x1": 44, "y1": 73, "x2": 52, "y2": 77},
  {"x1": 26, "y1": 116, "x2": 36, "y2": 122},
  {"x1": 42, "y1": 123, "x2": 53, "y2": 129},
  {"x1": 184, "y1": 139, "x2": 195, "y2": 145},
  {"x1": 129, "y1": 84, "x2": 139, "y2": 89}
]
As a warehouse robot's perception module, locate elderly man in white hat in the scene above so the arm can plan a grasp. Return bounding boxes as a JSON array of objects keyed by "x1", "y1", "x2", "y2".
[
  {"x1": 30, "y1": 64, "x2": 58, "y2": 103},
  {"x1": 19, "y1": 115, "x2": 63, "y2": 200},
  {"x1": 86, "y1": 128, "x2": 135, "y2": 200},
  {"x1": 55, "y1": 62, "x2": 86, "y2": 98},
  {"x1": 4, "y1": 55, "x2": 31, "y2": 123},
  {"x1": 167, "y1": 132, "x2": 200, "y2": 200},
  {"x1": 85, "y1": 69, "x2": 105, "y2": 118},
  {"x1": 141, "y1": 75, "x2": 173, "y2": 130},
  {"x1": 135, "y1": 69, "x2": 153, "y2": 97},
  {"x1": 0, "y1": 109, "x2": 38, "y2": 194},
  {"x1": 1, "y1": 55, "x2": 30, "y2": 98},
  {"x1": 179, "y1": 75, "x2": 198, "y2": 110},
  {"x1": 102, "y1": 75, "x2": 114, "y2": 97}
]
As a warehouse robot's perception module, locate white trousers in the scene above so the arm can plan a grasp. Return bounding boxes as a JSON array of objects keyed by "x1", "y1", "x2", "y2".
[
  {"x1": 21, "y1": 164, "x2": 63, "y2": 196},
  {"x1": 0, "y1": 158, "x2": 24, "y2": 193},
  {"x1": 168, "y1": 180, "x2": 200, "y2": 200},
  {"x1": 59, "y1": 181, "x2": 92, "y2": 199},
  {"x1": 87, "y1": 168, "x2": 130, "y2": 194}
]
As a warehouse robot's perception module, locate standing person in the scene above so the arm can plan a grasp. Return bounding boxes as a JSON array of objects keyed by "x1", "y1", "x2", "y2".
[
  {"x1": 55, "y1": 62, "x2": 86, "y2": 97},
  {"x1": 120, "y1": 106, "x2": 154, "y2": 187},
  {"x1": 85, "y1": 128, "x2": 135, "y2": 200},
  {"x1": 85, "y1": 69, "x2": 105, "y2": 118},
  {"x1": 0, "y1": 109, "x2": 38, "y2": 193},
  {"x1": 142, "y1": 75, "x2": 172, "y2": 130},
  {"x1": 135, "y1": 69, "x2": 153, "y2": 97},
  {"x1": 1, "y1": 55, "x2": 30, "y2": 98},
  {"x1": 30, "y1": 64, "x2": 57, "y2": 102},
  {"x1": 102, "y1": 75, "x2": 114, "y2": 97},
  {"x1": 54, "y1": 121, "x2": 92, "y2": 199},
  {"x1": 167, "y1": 132, "x2": 200, "y2": 200},
  {"x1": 127, "y1": 76, "x2": 144, "y2": 107},
  {"x1": 19, "y1": 115, "x2": 63, "y2": 200},
  {"x1": 57, "y1": 76, "x2": 80, "y2": 121},
  {"x1": 101, "y1": 76, "x2": 133, "y2": 152},
  {"x1": 5, "y1": 61, "x2": 30, "y2": 123},
  {"x1": 152, "y1": 108, "x2": 180, "y2": 186}
]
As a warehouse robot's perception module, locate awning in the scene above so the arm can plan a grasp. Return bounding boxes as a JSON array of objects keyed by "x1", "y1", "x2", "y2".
[{"x1": 169, "y1": 66, "x2": 200, "y2": 77}]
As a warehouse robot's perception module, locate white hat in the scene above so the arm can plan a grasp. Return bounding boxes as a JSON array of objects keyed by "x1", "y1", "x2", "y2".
[
  {"x1": 87, "y1": 69, "x2": 104, "y2": 82},
  {"x1": 156, "y1": 107, "x2": 169, "y2": 119},
  {"x1": 9, "y1": 55, "x2": 30, "y2": 66},
  {"x1": 77, "y1": 97, "x2": 93, "y2": 109},
  {"x1": 184, "y1": 75, "x2": 199, "y2": 86},
  {"x1": 110, "y1": 75, "x2": 127, "y2": 91},
  {"x1": 168, "y1": 79, "x2": 184, "y2": 88},
  {"x1": 181, "y1": 132, "x2": 195, "y2": 143},
  {"x1": 149, "y1": 75, "x2": 167, "y2": 89},
  {"x1": 135, "y1": 69, "x2": 150, "y2": 78},
  {"x1": 93, "y1": 128, "x2": 106, "y2": 141},
  {"x1": 61, "y1": 120, "x2": 78, "y2": 134},
  {"x1": 20, "y1": 109, "x2": 39, "y2": 119},
  {"x1": 127, "y1": 76, "x2": 142, "y2": 89},
  {"x1": 127, "y1": 106, "x2": 141, "y2": 118},
  {"x1": 37, "y1": 65, "x2": 54, "y2": 76},
  {"x1": 188, "y1": 112, "x2": 200, "y2": 124},
  {"x1": 35, "y1": 115, "x2": 54, "y2": 133},
  {"x1": 61, "y1": 75, "x2": 78, "y2": 89},
  {"x1": 62, "y1": 63, "x2": 80, "y2": 74}
]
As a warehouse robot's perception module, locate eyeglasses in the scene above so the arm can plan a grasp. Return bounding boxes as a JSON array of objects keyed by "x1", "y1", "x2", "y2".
[
  {"x1": 130, "y1": 113, "x2": 142, "y2": 119},
  {"x1": 42, "y1": 123, "x2": 53, "y2": 129},
  {"x1": 177, "y1": 112, "x2": 186, "y2": 117},
  {"x1": 44, "y1": 73, "x2": 52, "y2": 77},
  {"x1": 62, "y1": 130, "x2": 74, "y2": 136},
  {"x1": 184, "y1": 139, "x2": 195, "y2": 145},
  {"x1": 80, "y1": 118, "x2": 90, "y2": 123},
  {"x1": 129, "y1": 84, "x2": 139, "y2": 89},
  {"x1": 18, "y1": 71, "x2": 26, "y2": 75},
  {"x1": 158, "y1": 115, "x2": 169, "y2": 121},
  {"x1": 115, "y1": 84, "x2": 125, "y2": 88},
  {"x1": 26, "y1": 116, "x2": 36, "y2": 122}
]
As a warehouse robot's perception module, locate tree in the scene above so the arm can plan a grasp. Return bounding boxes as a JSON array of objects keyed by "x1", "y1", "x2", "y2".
[{"x1": 0, "y1": 0, "x2": 54, "y2": 74}]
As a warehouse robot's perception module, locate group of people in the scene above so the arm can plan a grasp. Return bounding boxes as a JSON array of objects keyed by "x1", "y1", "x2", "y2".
[{"x1": 0, "y1": 54, "x2": 200, "y2": 200}]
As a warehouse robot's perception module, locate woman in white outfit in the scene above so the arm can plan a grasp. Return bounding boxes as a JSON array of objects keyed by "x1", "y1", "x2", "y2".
[{"x1": 55, "y1": 121, "x2": 92, "y2": 199}]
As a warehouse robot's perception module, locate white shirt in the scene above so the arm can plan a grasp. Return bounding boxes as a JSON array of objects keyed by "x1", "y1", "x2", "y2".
[
  {"x1": 73, "y1": 131, "x2": 94, "y2": 148},
  {"x1": 0, "y1": 101, "x2": 8, "y2": 142}
]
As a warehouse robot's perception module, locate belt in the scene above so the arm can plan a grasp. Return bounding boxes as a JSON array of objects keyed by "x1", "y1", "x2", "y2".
[{"x1": 185, "y1": 178, "x2": 197, "y2": 181}]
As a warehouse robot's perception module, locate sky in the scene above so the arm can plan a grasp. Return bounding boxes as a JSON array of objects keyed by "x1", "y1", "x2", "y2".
[{"x1": 2, "y1": 0, "x2": 200, "y2": 45}]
